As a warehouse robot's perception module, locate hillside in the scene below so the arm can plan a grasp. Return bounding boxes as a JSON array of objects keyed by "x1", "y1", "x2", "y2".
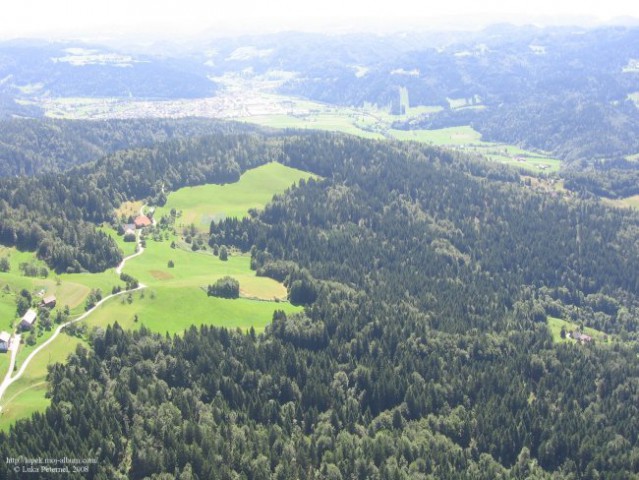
[{"x1": 1, "y1": 132, "x2": 639, "y2": 478}]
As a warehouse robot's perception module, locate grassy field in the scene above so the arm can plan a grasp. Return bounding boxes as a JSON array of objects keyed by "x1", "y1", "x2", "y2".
[
  {"x1": 0, "y1": 334, "x2": 87, "y2": 431},
  {"x1": 388, "y1": 126, "x2": 561, "y2": 173},
  {"x1": 603, "y1": 195, "x2": 639, "y2": 210},
  {"x1": 84, "y1": 286, "x2": 298, "y2": 335},
  {"x1": 547, "y1": 316, "x2": 609, "y2": 344},
  {"x1": 0, "y1": 246, "x2": 108, "y2": 382},
  {"x1": 389, "y1": 125, "x2": 484, "y2": 145},
  {"x1": 117, "y1": 236, "x2": 289, "y2": 301},
  {"x1": 0, "y1": 245, "x2": 124, "y2": 311},
  {"x1": 88, "y1": 162, "x2": 308, "y2": 335},
  {"x1": 155, "y1": 162, "x2": 318, "y2": 231}
]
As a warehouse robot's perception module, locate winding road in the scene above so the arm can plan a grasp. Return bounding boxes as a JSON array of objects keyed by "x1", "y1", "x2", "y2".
[{"x1": 0, "y1": 224, "x2": 148, "y2": 407}]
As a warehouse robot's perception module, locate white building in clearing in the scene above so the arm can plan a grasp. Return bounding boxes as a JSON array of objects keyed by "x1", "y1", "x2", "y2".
[
  {"x1": 0, "y1": 331, "x2": 11, "y2": 352},
  {"x1": 19, "y1": 309, "x2": 37, "y2": 330}
]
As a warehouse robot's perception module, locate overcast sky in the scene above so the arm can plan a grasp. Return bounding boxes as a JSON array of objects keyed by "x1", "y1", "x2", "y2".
[{"x1": 3, "y1": 0, "x2": 639, "y2": 39}]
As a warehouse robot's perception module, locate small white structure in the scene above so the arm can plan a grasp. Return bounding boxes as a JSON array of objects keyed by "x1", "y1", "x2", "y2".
[
  {"x1": 20, "y1": 309, "x2": 37, "y2": 330},
  {"x1": 0, "y1": 331, "x2": 11, "y2": 352}
]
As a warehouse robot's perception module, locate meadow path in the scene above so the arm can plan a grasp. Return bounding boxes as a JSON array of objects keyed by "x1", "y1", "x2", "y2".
[
  {"x1": 0, "y1": 334, "x2": 22, "y2": 403},
  {"x1": 0, "y1": 227, "x2": 147, "y2": 406}
]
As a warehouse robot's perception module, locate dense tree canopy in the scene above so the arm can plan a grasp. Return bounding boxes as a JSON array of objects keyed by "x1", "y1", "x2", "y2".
[
  {"x1": 207, "y1": 276, "x2": 240, "y2": 298},
  {"x1": 2, "y1": 132, "x2": 639, "y2": 478}
]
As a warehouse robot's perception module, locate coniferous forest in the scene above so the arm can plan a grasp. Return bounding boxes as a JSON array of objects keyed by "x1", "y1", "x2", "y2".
[{"x1": 1, "y1": 131, "x2": 639, "y2": 478}]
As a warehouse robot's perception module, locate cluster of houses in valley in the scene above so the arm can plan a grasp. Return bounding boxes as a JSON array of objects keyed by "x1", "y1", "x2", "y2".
[{"x1": 0, "y1": 294, "x2": 56, "y2": 353}]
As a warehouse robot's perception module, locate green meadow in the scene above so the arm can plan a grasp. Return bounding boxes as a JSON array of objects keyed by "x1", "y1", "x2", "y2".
[
  {"x1": 603, "y1": 194, "x2": 639, "y2": 210},
  {"x1": 389, "y1": 125, "x2": 484, "y2": 145},
  {"x1": 0, "y1": 245, "x2": 123, "y2": 388},
  {"x1": 121, "y1": 238, "x2": 288, "y2": 300},
  {"x1": 91, "y1": 164, "x2": 308, "y2": 335},
  {"x1": 388, "y1": 126, "x2": 561, "y2": 173},
  {"x1": 84, "y1": 286, "x2": 299, "y2": 335},
  {"x1": 155, "y1": 162, "x2": 318, "y2": 231},
  {"x1": 0, "y1": 246, "x2": 123, "y2": 315},
  {"x1": 0, "y1": 334, "x2": 87, "y2": 431},
  {"x1": 547, "y1": 316, "x2": 609, "y2": 344}
]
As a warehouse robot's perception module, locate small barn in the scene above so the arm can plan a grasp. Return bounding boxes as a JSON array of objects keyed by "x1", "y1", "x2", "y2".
[
  {"x1": 40, "y1": 295, "x2": 57, "y2": 309},
  {"x1": 20, "y1": 309, "x2": 37, "y2": 330},
  {"x1": 0, "y1": 331, "x2": 11, "y2": 352},
  {"x1": 123, "y1": 223, "x2": 136, "y2": 235}
]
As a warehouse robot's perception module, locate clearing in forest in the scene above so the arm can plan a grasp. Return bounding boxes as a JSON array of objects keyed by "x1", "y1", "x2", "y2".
[
  {"x1": 547, "y1": 316, "x2": 609, "y2": 344},
  {"x1": 155, "y1": 162, "x2": 317, "y2": 231}
]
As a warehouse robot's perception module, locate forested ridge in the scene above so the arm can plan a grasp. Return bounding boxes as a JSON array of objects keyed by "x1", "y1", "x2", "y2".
[
  {"x1": 2, "y1": 132, "x2": 639, "y2": 478},
  {"x1": 0, "y1": 129, "x2": 274, "y2": 272},
  {"x1": 0, "y1": 118, "x2": 259, "y2": 177}
]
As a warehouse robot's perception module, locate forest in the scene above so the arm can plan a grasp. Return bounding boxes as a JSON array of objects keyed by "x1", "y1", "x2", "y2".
[
  {"x1": 0, "y1": 118, "x2": 260, "y2": 177},
  {"x1": 1, "y1": 131, "x2": 639, "y2": 478}
]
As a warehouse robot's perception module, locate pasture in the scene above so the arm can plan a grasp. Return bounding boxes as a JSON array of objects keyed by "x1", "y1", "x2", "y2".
[
  {"x1": 155, "y1": 162, "x2": 317, "y2": 231},
  {"x1": 547, "y1": 316, "x2": 609, "y2": 344},
  {"x1": 389, "y1": 126, "x2": 561, "y2": 173},
  {"x1": 116, "y1": 236, "x2": 288, "y2": 301},
  {"x1": 83, "y1": 286, "x2": 299, "y2": 335},
  {"x1": 0, "y1": 334, "x2": 87, "y2": 431},
  {"x1": 389, "y1": 125, "x2": 484, "y2": 144},
  {"x1": 89, "y1": 162, "x2": 308, "y2": 335},
  {"x1": 603, "y1": 195, "x2": 639, "y2": 210}
]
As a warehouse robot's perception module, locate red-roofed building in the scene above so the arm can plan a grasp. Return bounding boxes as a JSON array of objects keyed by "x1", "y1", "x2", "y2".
[{"x1": 134, "y1": 215, "x2": 152, "y2": 228}]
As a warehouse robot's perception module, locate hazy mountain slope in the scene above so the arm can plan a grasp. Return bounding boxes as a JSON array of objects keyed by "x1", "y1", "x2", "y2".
[{"x1": 0, "y1": 40, "x2": 216, "y2": 99}]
